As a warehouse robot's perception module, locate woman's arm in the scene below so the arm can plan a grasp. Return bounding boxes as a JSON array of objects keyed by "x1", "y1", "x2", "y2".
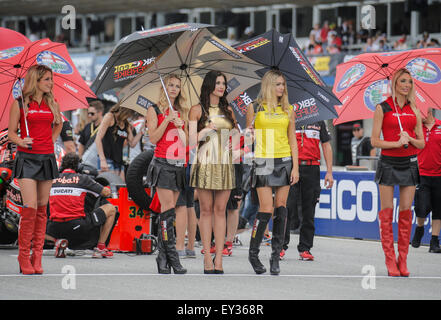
[
  {"x1": 146, "y1": 107, "x2": 176, "y2": 144},
  {"x1": 95, "y1": 113, "x2": 113, "y2": 171},
  {"x1": 406, "y1": 109, "x2": 425, "y2": 149},
  {"x1": 51, "y1": 103, "x2": 63, "y2": 143},
  {"x1": 288, "y1": 109, "x2": 299, "y2": 185},
  {"x1": 8, "y1": 100, "x2": 33, "y2": 149},
  {"x1": 127, "y1": 122, "x2": 145, "y2": 148}
]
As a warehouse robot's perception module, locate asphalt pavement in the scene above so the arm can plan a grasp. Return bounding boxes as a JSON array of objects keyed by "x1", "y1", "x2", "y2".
[{"x1": 1, "y1": 228, "x2": 440, "y2": 301}]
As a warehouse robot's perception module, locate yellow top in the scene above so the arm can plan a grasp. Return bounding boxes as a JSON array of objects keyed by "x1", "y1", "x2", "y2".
[{"x1": 254, "y1": 103, "x2": 293, "y2": 158}]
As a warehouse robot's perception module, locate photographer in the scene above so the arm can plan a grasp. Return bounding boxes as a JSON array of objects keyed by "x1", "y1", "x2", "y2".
[{"x1": 45, "y1": 153, "x2": 117, "y2": 258}]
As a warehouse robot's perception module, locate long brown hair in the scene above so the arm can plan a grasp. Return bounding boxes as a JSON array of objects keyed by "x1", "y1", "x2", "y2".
[
  {"x1": 22, "y1": 64, "x2": 61, "y2": 124},
  {"x1": 109, "y1": 104, "x2": 134, "y2": 140},
  {"x1": 198, "y1": 70, "x2": 235, "y2": 132}
]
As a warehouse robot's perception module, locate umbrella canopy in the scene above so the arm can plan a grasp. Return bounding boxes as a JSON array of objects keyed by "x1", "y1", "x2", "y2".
[
  {"x1": 0, "y1": 27, "x2": 31, "y2": 50},
  {"x1": 231, "y1": 29, "x2": 341, "y2": 127},
  {"x1": 117, "y1": 28, "x2": 263, "y2": 129},
  {"x1": 0, "y1": 38, "x2": 96, "y2": 130},
  {"x1": 333, "y1": 48, "x2": 441, "y2": 125},
  {"x1": 91, "y1": 23, "x2": 222, "y2": 95}
]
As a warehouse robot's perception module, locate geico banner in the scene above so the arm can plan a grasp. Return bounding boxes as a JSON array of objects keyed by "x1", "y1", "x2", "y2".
[{"x1": 314, "y1": 171, "x2": 432, "y2": 245}]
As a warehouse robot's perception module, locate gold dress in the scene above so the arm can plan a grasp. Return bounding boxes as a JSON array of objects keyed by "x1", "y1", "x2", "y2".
[{"x1": 190, "y1": 105, "x2": 235, "y2": 190}]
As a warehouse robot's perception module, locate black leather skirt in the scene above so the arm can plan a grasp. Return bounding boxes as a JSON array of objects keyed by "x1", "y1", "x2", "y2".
[
  {"x1": 146, "y1": 156, "x2": 186, "y2": 191},
  {"x1": 375, "y1": 154, "x2": 420, "y2": 186},
  {"x1": 12, "y1": 151, "x2": 59, "y2": 181},
  {"x1": 253, "y1": 157, "x2": 292, "y2": 188}
]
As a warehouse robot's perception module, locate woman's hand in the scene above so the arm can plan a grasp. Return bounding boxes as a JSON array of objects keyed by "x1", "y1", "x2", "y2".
[
  {"x1": 100, "y1": 158, "x2": 109, "y2": 172},
  {"x1": 20, "y1": 137, "x2": 33, "y2": 149},
  {"x1": 165, "y1": 110, "x2": 178, "y2": 123},
  {"x1": 397, "y1": 132, "x2": 410, "y2": 147},
  {"x1": 172, "y1": 117, "x2": 184, "y2": 128},
  {"x1": 290, "y1": 168, "x2": 299, "y2": 185}
]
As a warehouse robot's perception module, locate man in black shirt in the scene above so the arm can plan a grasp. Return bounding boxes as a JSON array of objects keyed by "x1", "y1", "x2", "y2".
[
  {"x1": 351, "y1": 123, "x2": 376, "y2": 166},
  {"x1": 78, "y1": 100, "x2": 105, "y2": 157}
]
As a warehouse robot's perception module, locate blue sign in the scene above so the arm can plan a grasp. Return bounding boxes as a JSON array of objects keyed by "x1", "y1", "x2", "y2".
[{"x1": 315, "y1": 171, "x2": 432, "y2": 245}]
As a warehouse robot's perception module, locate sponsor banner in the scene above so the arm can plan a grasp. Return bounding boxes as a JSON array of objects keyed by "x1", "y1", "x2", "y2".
[
  {"x1": 315, "y1": 171, "x2": 431, "y2": 245},
  {"x1": 36, "y1": 51, "x2": 73, "y2": 74},
  {"x1": 113, "y1": 57, "x2": 154, "y2": 83},
  {"x1": 406, "y1": 58, "x2": 441, "y2": 84},
  {"x1": 0, "y1": 46, "x2": 23, "y2": 60},
  {"x1": 308, "y1": 56, "x2": 331, "y2": 76}
]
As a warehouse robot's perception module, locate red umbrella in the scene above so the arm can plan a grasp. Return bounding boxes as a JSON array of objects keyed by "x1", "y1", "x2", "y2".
[
  {"x1": 333, "y1": 48, "x2": 441, "y2": 125},
  {"x1": 0, "y1": 27, "x2": 31, "y2": 50},
  {"x1": 0, "y1": 38, "x2": 95, "y2": 130}
]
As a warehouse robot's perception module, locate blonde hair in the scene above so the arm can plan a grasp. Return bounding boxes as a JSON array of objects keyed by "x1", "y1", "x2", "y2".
[
  {"x1": 22, "y1": 64, "x2": 61, "y2": 124},
  {"x1": 158, "y1": 74, "x2": 188, "y2": 121},
  {"x1": 391, "y1": 68, "x2": 420, "y2": 118},
  {"x1": 256, "y1": 69, "x2": 291, "y2": 115}
]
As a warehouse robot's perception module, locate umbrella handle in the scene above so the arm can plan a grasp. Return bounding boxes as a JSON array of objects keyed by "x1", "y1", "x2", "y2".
[{"x1": 153, "y1": 61, "x2": 175, "y2": 113}]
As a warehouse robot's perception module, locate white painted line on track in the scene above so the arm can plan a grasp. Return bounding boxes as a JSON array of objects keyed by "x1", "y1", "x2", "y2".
[{"x1": 1, "y1": 273, "x2": 441, "y2": 280}]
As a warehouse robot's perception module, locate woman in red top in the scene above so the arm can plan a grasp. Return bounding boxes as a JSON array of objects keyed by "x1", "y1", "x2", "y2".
[
  {"x1": 146, "y1": 74, "x2": 188, "y2": 274},
  {"x1": 8, "y1": 65, "x2": 63, "y2": 274},
  {"x1": 371, "y1": 68, "x2": 425, "y2": 277}
]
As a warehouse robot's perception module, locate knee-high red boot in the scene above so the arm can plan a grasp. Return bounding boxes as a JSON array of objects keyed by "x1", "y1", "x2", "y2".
[
  {"x1": 397, "y1": 209, "x2": 413, "y2": 277},
  {"x1": 378, "y1": 208, "x2": 400, "y2": 277},
  {"x1": 18, "y1": 206, "x2": 37, "y2": 275},
  {"x1": 31, "y1": 205, "x2": 48, "y2": 274}
]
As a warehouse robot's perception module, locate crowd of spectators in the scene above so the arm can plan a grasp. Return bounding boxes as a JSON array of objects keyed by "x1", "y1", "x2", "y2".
[{"x1": 305, "y1": 19, "x2": 441, "y2": 55}]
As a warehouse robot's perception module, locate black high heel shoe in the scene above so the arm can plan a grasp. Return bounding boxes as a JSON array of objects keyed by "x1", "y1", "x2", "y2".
[
  {"x1": 213, "y1": 255, "x2": 224, "y2": 275},
  {"x1": 204, "y1": 254, "x2": 215, "y2": 274}
]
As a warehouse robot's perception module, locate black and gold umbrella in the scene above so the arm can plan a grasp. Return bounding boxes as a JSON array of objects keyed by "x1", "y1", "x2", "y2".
[{"x1": 117, "y1": 28, "x2": 264, "y2": 126}]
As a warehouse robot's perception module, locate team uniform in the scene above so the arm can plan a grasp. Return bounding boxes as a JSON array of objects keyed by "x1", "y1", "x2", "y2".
[
  {"x1": 375, "y1": 96, "x2": 419, "y2": 186},
  {"x1": 415, "y1": 119, "x2": 441, "y2": 221},
  {"x1": 248, "y1": 103, "x2": 294, "y2": 275},
  {"x1": 13, "y1": 98, "x2": 59, "y2": 180},
  {"x1": 46, "y1": 169, "x2": 109, "y2": 250},
  {"x1": 284, "y1": 121, "x2": 330, "y2": 259}
]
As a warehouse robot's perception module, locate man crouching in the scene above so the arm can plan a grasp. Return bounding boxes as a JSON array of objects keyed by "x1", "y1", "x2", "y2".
[{"x1": 45, "y1": 152, "x2": 117, "y2": 258}]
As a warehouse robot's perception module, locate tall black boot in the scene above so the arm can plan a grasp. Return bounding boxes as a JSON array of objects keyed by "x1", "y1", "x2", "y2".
[
  {"x1": 161, "y1": 208, "x2": 187, "y2": 274},
  {"x1": 270, "y1": 207, "x2": 287, "y2": 275},
  {"x1": 411, "y1": 225, "x2": 424, "y2": 248},
  {"x1": 248, "y1": 212, "x2": 271, "y2": 274},
  {"x1": 156, "y1": 215, "x2": 171, "y2": 274}
]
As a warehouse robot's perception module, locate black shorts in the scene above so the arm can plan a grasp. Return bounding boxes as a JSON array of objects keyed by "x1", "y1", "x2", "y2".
[
  {"x1": 13, "y1": 151, "x2": 58, "y2": 180},
  {"x1": 253, "y1": 157, "x2": 292, "y2": 188},
  {"x1": 146, "y1": 157, "x2": 186, "y2": 191},
  {"x1": 375, "y1": 155, "x2": 419, "y2": 186},
  {"x1": 415, "y1": 175, "x2": 441, "y2": 220},
  {"x1": 46, "y1": 209, "x2": 107, "y2": 250}
]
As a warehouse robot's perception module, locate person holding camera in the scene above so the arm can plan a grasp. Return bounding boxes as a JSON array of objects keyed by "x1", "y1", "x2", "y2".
[{"x1": 45, "y1": 153, "x2": 117, "y2": 258}]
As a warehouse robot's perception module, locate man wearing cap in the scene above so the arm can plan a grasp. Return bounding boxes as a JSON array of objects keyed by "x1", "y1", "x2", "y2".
[
  {"x1": 281, "y1": 121, "x2": 334, "y2": 261},
  {"x1": 411, "y1": 108, "x2": 441, "y2": 253},
  {"x1": 351, "y1": 123, "x2": 376, "y2": 166}
]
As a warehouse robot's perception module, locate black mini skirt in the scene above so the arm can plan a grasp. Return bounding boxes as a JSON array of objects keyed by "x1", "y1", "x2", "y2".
[
  {"x1": 12, "y1": 151, "x2": 59, "y2": 181},
  {"x1": 146, "y1": 156, "x2": 186, "y2": 191},
  {"x1": 253, "y1": 157, "x2": 292, "y2": 188},
  {"x1": 375, "y1": 154, "x2": 420, "y2": 186}
]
